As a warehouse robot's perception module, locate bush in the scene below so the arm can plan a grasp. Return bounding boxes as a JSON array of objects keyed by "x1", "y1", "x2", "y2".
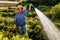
[
  {"x1": 0, "y1": 31, "x2": 31, "y2": 40},
  {"x1": 2, "y1": 9, "x2": 14, "y2": 12},
  {"x1": 50, "y1": 3, "x2": 60, "y2": 21},
  {"x1": 27, "y1": 11, "x2": 47, "y2": 40},
  {"x1": 38, "y1": 5, "x2": 51, "y2": 11}
]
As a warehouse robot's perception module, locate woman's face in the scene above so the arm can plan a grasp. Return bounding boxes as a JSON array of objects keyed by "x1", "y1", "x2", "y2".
[{"x1": 16, "y1": 7, "x2": 23, "y2": 13}]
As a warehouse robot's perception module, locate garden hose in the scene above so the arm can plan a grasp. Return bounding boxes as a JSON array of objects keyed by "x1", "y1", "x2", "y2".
[{"x1": 26, "y1": 3, "x2": 35, "y2": 10}]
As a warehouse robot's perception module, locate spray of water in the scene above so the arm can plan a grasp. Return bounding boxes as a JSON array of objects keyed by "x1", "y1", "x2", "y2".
[{"x1": 35, "y1": 8, "x2": 60, "y2": 40}]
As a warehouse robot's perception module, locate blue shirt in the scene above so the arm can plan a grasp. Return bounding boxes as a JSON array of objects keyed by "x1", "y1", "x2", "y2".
[{"x1": 15, "y1": 10, "x2": 30, "y2": 26}]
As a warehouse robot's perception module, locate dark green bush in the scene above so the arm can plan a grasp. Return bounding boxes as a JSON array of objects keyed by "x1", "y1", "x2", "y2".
[
  {"x1": 50, "y1": 3, "x2": 60, "y2": 21},
  {"x1": 2, "y1": 9, "x2": 14, "y2": 12},
  {"x1": 38, "y1": 5, "x2": 51, "y2": 11},
  {"x1": 27, "y1": 11, "x2": 47, "y2": 40}
]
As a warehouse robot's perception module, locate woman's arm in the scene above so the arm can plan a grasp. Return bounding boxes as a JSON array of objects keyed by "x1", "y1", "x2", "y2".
[{"x1": 24, "y1": 4, "x2": 32, "y2": 15}]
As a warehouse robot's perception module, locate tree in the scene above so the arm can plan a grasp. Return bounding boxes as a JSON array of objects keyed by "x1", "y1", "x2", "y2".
[{"x1": 27, "y1": 0, "x2": 60, "y2": 6}]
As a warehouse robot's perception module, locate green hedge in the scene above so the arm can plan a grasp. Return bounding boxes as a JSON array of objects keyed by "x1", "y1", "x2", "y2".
[{"x1": 50, "y1": 3, "x2": 60, "y2": 21}]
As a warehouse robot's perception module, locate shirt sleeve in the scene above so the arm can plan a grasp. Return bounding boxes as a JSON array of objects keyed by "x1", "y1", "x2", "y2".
[{"x1": 24, "y1": 10, "x2": 30, "y2": 15}]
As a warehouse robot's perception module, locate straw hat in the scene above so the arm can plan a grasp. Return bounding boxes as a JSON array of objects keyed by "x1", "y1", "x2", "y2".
[{"x1": 17, "y1": 5, "x2": 23, "y2": 8}]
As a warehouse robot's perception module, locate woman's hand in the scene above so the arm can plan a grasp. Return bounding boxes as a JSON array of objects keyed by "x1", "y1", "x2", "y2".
[{"x1": 29, "y1": 4, "x2": 32, "y2": 10}]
